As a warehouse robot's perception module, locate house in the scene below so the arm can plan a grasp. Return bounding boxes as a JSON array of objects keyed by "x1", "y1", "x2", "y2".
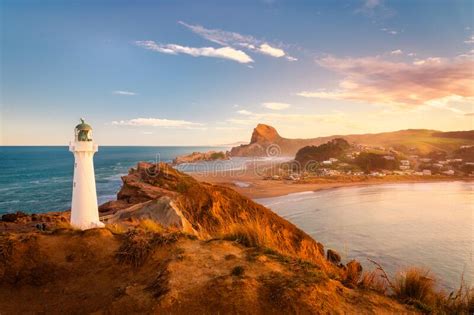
[
  {"x1": 329, "y1": 158, "x2": 338, "y2": 162},
  {"x1": 400, "y1": 165, "x2": 410, "y2": 170},
  {"x1": 322, "y1": 160, "x2": 332, "y2": 165},
  {"x1": 420, "y1": 158, "x2": 431, "y2": 163},
  {"x1": 400, "y1": 160, "x2": 410, "y2": 166},
  {"x1": 383, "y1": 155, "x2": 395, "y2": 160},
  {"x1": 422, "y1": 169, "x2": 432, "y2": 176},
  {"x1": 443, "y1": 170, "x2": 455, "y2": 176}
]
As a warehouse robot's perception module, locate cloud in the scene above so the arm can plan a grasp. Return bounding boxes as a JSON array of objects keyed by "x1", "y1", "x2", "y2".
[
  {"x1": 178, "y1": 21, "x2": 297, "y2": 61},
  {"x1": 113, "y1": 90, "x2": 136, "y2": 96},
  {"x1": 237, "y1": 109, "x2": 253, "y2": 115},
  {"x1": 112, "y1": 117, "x2": 204, "y2": 128},
  {"x1": 380, "y1": 28, "x2": 398, "y2": 35},
  {"x1": 258, "y1": 44, "x2": 285, "y2": 58},
  {"x1": 135, "y1": 41, "x2": 253, "y2": 64},
  {"x1": 464, "y1": 35, "x2": 474, "y2": 44},
  {"x1": 298, "y1": 55, "x2": 474, "y2": 110},
  {"x1": 262, "y1": 102, "x2": 291, "y2": 110},
  {"x1": 390, "y1": 49, "x2": 403, "y2": 55}
]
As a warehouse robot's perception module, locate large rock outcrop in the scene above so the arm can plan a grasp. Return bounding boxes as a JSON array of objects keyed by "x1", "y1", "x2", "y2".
[
  {"x1": 100, "y1": 162, "x2": 331, "y2": 270},
  {"x1": 230, "y1": 124, "x2": 335, "y2": 157}
]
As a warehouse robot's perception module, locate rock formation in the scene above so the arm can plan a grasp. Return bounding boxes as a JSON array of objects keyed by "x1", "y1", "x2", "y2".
[
  {"x1": 173, "y1": 151, "x2": 229, "y2": 164},
  {"x1": 100, "y1": 162, "x2": 330, "y2": 269}
]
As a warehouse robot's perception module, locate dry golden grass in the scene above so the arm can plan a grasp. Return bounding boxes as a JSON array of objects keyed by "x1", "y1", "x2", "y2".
[
  {"x1": 138, "y1": 219, "x2": 163, "y2": 233},
  {"x1": 365, "y1": 262, "x2": 474, "y2": 314},
  {"x1": 105, "y1": 223, "x2": 128, "y2": 235},
  {"x1": 393, "y1": 268, "x2": 435, "y2": 304},
  {"x1": 358, "y1": 270, "x2": 388, "y2": 294}
]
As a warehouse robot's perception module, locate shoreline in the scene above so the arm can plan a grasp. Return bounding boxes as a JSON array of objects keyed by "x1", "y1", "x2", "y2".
[{"x1": 190, "y1": 170, "x2": 473, "y2": 199}]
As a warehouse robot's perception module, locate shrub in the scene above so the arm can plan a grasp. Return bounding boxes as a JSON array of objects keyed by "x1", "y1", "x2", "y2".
[
  {"x1": 115, "y1": 231, "x2": 154, "y2": 268},
  {"x1": 393, "y1": 268, "x2": 435, "y2": 304}
]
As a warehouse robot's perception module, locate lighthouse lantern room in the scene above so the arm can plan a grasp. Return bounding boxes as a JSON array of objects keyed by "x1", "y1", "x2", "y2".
[{"x1": 69, "y1": 119, "x2": 104, "y2": 230}]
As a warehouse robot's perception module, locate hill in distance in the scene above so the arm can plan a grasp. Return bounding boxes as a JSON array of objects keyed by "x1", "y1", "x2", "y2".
[{"x1": 229, "y1": 124, "x2": 474, "y2": 157}]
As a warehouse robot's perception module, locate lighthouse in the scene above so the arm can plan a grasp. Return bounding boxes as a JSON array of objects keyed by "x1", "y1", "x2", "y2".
[{"x1": 69, "y1": 119, "x2": 104, "y2": 230}]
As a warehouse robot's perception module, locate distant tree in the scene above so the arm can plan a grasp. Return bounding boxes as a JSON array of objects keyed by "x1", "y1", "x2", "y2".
[
  {"x1": 355, "y1": 152, "x2": 399, "y2": 173},
  {"x1": 452, "y1": 146, "x2": 474, "y2": 162},
  {"x1": 295, "y1": 138, "x2": 350, "y2": 167}
]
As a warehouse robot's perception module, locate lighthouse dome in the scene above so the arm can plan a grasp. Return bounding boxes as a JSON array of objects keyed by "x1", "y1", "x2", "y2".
[{"x1": 75, "y1": 118, "x2": 92, "y2": 131}]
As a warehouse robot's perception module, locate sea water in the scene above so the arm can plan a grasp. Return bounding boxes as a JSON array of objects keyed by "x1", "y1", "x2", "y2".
[
  {"x1": 257, "y1": 182, "x2": 473, "y2": 290},
  {"x1": 0, "y1": 146, "x2": 229, "y2": 213}
]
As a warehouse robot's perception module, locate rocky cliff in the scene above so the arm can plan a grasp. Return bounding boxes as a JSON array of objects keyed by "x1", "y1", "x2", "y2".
[{"x1": 100, "y1": 162, "x2": 331, "y2": 269}]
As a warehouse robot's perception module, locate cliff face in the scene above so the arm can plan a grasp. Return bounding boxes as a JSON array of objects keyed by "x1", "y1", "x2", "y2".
[{"x1": 101, "y1": 162, "x2": 331, "y2": 269}]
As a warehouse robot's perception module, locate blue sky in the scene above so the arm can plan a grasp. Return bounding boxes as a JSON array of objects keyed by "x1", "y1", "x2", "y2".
[{"x1": 1, "y1": 0, "x2": 473, "y2": 145}]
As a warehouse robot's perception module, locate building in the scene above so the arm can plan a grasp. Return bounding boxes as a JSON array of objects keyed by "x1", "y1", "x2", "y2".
[
  {"x1": 400, "y1": 160, "x2": 410, "y2": 166},
  {"x1": 422, "y1": 169, "x2": 432, "y2": 176},
  {"x1": 69, "y1": 119, "x2": 104, "y2": 230},
  {"x1": 322, "y1": 160, "x2": 332, "y2": 165}
]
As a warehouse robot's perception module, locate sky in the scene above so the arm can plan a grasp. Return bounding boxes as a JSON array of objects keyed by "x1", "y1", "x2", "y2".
[{"x1": 1, "y1": 0, "x2": 473, "y2": 145}]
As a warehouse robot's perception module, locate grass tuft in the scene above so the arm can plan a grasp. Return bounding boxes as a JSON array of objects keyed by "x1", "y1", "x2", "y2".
[{"x1": 393, "y1": 268, "x2": 435, "y2": 303}]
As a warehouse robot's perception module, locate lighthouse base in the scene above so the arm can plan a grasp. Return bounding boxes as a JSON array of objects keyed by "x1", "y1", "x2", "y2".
[{"x1": 71, "y1": 219, "x2": 105, "y2": 230}]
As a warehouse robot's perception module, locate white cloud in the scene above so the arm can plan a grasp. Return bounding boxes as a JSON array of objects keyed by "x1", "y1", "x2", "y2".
[
  {"x1": 380, "y1": 28, "x2": 398, "y2": 35},
  {"x1": 237, "y1": 109, "x2": 253, "y2": 115},
  {"x1": 390, "y1": 49, "x2": 403, "y2": 55},
  {"x1": 258, "y1": 44, "x2": 285, "y2": 58},
  {"x1": 464, "y1": 35, "x2": 474, "y2": 44},
  {"x1": 112, "y1": 117, "x2": 204, "y2": 128},
  {"x1": 262, "y1": 102, "x2": 291, "y2": 110},
  {"x1": 135, "y1": 41, "x2": 253, "y2": 64},
  {"x1": 178, "y1": 21, "x2": 297, "y2": 61},
  {"x1": 113, "y1": 90, "x2": 136, "y2": 96}
]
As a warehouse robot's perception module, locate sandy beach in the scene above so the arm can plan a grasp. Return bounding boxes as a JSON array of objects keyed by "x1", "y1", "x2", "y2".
[{"x1": 190, "y1": 164, "x2": 472, "y2": 199}]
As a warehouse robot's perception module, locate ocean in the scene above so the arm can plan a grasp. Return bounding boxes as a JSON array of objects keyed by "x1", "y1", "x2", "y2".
[
  {"x1": 0, "y1": 146, "x2": 230, "y2": 214},
  {"x1": 257, "y1": 181, "x2": 473, "y2": 290}
]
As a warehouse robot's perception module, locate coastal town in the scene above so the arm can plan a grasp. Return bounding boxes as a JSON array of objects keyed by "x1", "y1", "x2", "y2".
[{"x1": 263, "y1": 142, "x2": 474, "y2": 181}]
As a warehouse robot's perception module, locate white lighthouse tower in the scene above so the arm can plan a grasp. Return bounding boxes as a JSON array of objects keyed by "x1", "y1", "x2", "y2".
[{"x1": 69, "y1": 119, "x2": 104, "y2": 230}]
